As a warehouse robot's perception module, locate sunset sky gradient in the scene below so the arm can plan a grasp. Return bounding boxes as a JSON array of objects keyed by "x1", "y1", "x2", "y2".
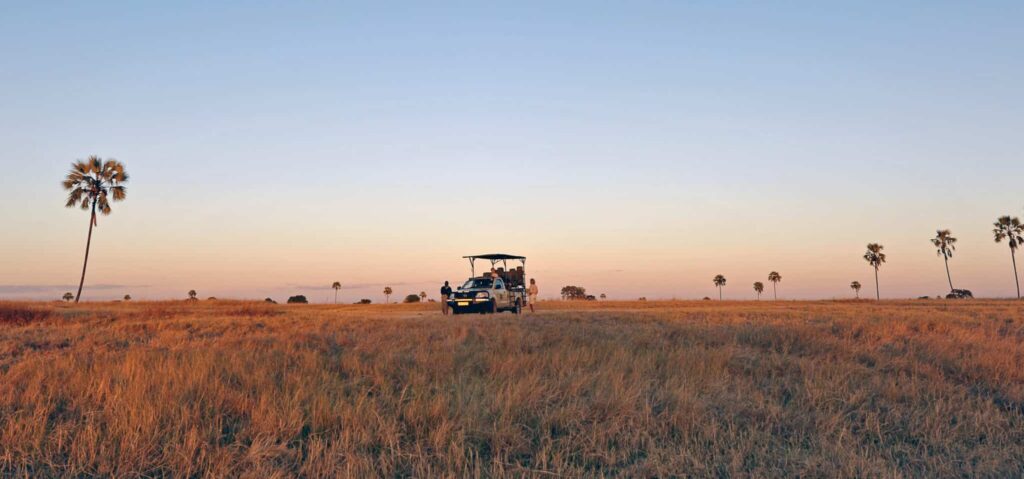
[{"x1": 2, "y1": 2, "x2": 1023, "y2": 301}]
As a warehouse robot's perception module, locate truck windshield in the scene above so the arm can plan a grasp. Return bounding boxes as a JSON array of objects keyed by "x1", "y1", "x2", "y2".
[{"x1": 462, "y1": 278, "x2": 493, "y2": 289}]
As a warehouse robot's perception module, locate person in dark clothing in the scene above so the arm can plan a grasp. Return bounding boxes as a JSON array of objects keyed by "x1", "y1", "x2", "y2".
[{"x1": 440, "y1": 281, "x2": 453, "y2": 315}]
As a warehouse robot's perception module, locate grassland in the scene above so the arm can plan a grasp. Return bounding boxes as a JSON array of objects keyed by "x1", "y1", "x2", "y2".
[{"x1": 1, "y1": 299, "x2": 1022, "y2": 477}]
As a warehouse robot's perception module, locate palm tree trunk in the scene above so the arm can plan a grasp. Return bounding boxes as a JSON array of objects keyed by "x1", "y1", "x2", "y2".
[
  {"x1": 334, "y1": 289, "x2": 338, "y2": 304},
  {"x1": 718, "y1": 286, "x2": 722, "y2": 301},
  {"x1": 874, "y1": 267, "x2": 880, "y2": 300},
  {"x1": 944, "y1": 254, "x2": 954, "y2": 292},
  {"x1": 74, "y1": 203, "x2": 97, "y2": 303},
  {"x1": 773, "y1": 283, "x2": 777, "y2": 301},
  {"x1": 1012, "y1": 248, "x2": 1021, "y2": 299}
]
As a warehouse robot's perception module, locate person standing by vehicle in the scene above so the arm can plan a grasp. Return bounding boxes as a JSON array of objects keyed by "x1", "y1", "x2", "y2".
[
  {"x1": 528, "y1": 278, "x2": 539, "y2": 313},
  {"x1": 440, "y1": 281, "x2": 453, "y2": 315}
]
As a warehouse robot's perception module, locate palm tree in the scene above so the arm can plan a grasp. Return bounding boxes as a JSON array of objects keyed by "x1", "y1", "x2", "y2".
[
  {"x1": 383, "y1": 286, "x2": 393, "y2": 304},
  {"x1": 600, "y1": 293, "x2": 607, "y2": 300},
  {"x1": 993, "y1": 216, "x2": 1024, "y2": 298},
  {"x1": 123, "y1": 294, "x2": 131, "y2": 301},
  {"x1": 332, "y1": 282, "x2": 342, "y2": 304},
  {"x1": 62, "y1": 157, "x2": 128, "y2": 303},
  {"x1": 931, "y1": 229, "x2": 957, "y2": 292},
  {"x1": 768, "y1": 271, "x2": 781, "y2": 300},
  {"x1": 713, "y1": 275, "x2": 727, "y2": 300},
  {"x1": 753, "y1": 281, "x2": 764, "y2": 300},
  {"x1": 188, "y1": 290, "x2": 197, "y2": 301},
  {"x1": 62, "y1": 292, "x2": 74, "y2": 302},
  {"x1": 419, "y1": 291, "x2": 427, "y2": 302},
  {"x1": 863, "y1": 243, "x2": 886, "y2": 300},
  {"x1": 850, "y1": 281, "x2": 862, "y2": 299}
]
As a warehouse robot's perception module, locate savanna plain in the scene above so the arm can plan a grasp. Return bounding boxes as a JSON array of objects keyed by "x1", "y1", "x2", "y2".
[{"x1": 1, "y1": 299, "x2": 1022, "y2": 478}]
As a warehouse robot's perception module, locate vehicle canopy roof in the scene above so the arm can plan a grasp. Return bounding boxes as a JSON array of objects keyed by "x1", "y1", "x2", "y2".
[
  {"x1": 463, "y1": 254, "x2": 526, "y2": 261},
  {"x1": 463, "y1": 253, "x2": 526, "y2": 276}
]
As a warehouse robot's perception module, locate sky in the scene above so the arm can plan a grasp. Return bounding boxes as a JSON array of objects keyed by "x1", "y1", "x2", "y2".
[{"x1": 1, "y1": 1, "x2": 1023, "y2": 302}]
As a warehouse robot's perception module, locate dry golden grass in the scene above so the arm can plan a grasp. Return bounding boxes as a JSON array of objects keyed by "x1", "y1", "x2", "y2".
[{"x1": 1, "y1": 299, "x2": 1023, "y2": 477}]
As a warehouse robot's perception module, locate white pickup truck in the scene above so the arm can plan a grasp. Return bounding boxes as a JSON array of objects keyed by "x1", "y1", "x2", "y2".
[{"x1": 448, "y1": 254, "x2": 527, "y2": 315}]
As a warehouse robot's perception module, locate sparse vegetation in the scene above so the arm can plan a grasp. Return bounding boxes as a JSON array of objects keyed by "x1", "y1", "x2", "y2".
[
  {"x1": 404, "y1": 294, "x2": 421, "y2": 303},
  {"x1": 932, "y1": 229, "x2": 958, "y2": 292},
  {"x1": 560, "y1": 286, "x2": 587, "y2": 300},
  {"x1": 287, "y1": 295, "x2": 308, "y2": 304},
  {"x1": 187, "y1": 290, "x2": 198, "y2": 301},
  {"x1": 768, "y1": 271, "x2": 781, "y2": 300},
  {"x1": 863, "y1": 243, "x2": 886, "y2": 300},
  {"x1": 850, "y1": 281, "x2": 862, "y2": 299},
  {"x1": 62, "y1": 292, "x2": 74, "y2": 302},
  {"x1": 993, "y1": 216, "x2": 1024, "y2": 298},
  {"x1": 62, "y1": 157, "x2": 128, "y2": 303},
  {"x1": 1, "y1": 300, "x2": 1022, "y2": 477},
  {"x1": 713, "y1": 274, "x2": 726, "y2": 300}
]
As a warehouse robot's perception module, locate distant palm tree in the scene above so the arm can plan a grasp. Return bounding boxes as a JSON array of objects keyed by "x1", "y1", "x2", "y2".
[
  {"x1": 419, "y1": 291, "x2": 427, "y2": 302},
  {"x1": 850, "y1": 281, "x2": 862, "y2": 299},
  {"x1": 62, "y1": 157, "x2": 128, "y2": 303},
  {"x1": 62, "y1": 292, "x2": 74, "y2": 302},
  {"x1": 753, "y1": 281, "x2": 764, "y2": 300},
  {"x1": 768, "y1": 271, "x2": 781, "y2": 300},
  {"x1": 383, "y1": 286, "x2": 393, "y2": 304},
  {"x1": 931, "y1": 229, "x2": 957, "y2": 292},
  {"x1": 188, "y1": 290, "x2": 197, "y2": 301},
  {"x1": 993, "y1": 216, "x2": 1024, "y2": 299},
  {"x1": 600, "y1": 293, "x2": 607, "y2": 300},
  {"x1": 713, "y1": 275, "x2": 727, "y2": 300},
  {"x1": 123, "y1": 294, "x2": 131, "y2": 301},
  {"x1": 863, "y1": 243, "x2": 886, "y2": 300},
  {"x1": 332, "y1": 282, "x2": 342, "y2": 304}
]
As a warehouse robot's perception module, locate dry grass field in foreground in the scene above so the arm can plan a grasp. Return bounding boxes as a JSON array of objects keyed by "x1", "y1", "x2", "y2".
[{"x1": 1, "y1": 300, "x2": 1023, "y2": 478}]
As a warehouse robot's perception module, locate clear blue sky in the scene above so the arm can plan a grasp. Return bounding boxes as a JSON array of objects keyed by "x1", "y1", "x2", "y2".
[{"x1": 2, "y1": 2, "x2": 1023, "y2": 301}]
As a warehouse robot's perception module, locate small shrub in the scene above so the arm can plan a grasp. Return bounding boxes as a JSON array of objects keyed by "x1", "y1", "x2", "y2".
[
  {"x1": 404, "y1": 294, "x2": 421, "y2": 303},
  {"x1": 356, "y1": 299, "x2": 372, "y2": 304},
  {"x1": 287, "y1": 295, "x2": 308, "y2": 304}
]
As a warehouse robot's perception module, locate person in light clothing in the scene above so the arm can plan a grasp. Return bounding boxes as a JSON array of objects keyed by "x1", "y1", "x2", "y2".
[{"x1": 528, "y1": 278, "x2": 539, "y2": 313}]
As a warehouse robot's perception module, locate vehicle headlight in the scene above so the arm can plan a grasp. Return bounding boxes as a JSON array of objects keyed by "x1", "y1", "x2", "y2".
[{"x1": 475, "y1": 292, "x2": 490, "y2": 299}]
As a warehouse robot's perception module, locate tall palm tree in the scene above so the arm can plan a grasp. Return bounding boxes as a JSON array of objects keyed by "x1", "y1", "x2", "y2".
[
  {"x1": 600, "y1": 293, "x2": 607, "y2": 300},
  {"x1": 753, "y1": 281, "x2": 764, "y2": 300},
  {"x1": 62, "y1": 157, "x2": 128, "y2": 303},
  {"x1": 62, "y1": 292, "x2": 74, "y2": 302},
  {"x1": 931, "y1": 229, "x2": 957, "y2": 292},
  {"x1": 383, "y1": 286, "x2": 393, "y2": 304},
  {"x1": 713, "y1": 275, "x2": 727, "y2": 300},
  {"x1": 850, "y1": 281, "x2": 862, "y2": 299},
  {"x1": 419, "y1": 291, "x2": 427, "y2": 302},
  {"x1": 863, "y1": 243, "x2": 886, "y2": 300},
  {"x1": 188, "y1": 290, "x2": 197, "y2": 301},
  {"x1": 768, "y1": 271, "x2": 781, "y2": 300},
  {"x1": 332, "y1": 282, "x2": 342, "y2": 304},
  {"x1": 993, "y1": 216, "x2": 1024, "y2": 299}
]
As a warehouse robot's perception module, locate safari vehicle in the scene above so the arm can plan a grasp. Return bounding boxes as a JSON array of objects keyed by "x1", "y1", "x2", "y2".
[{"x1": 449, "y1": 254, "x2": 527, "y2": 315}]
